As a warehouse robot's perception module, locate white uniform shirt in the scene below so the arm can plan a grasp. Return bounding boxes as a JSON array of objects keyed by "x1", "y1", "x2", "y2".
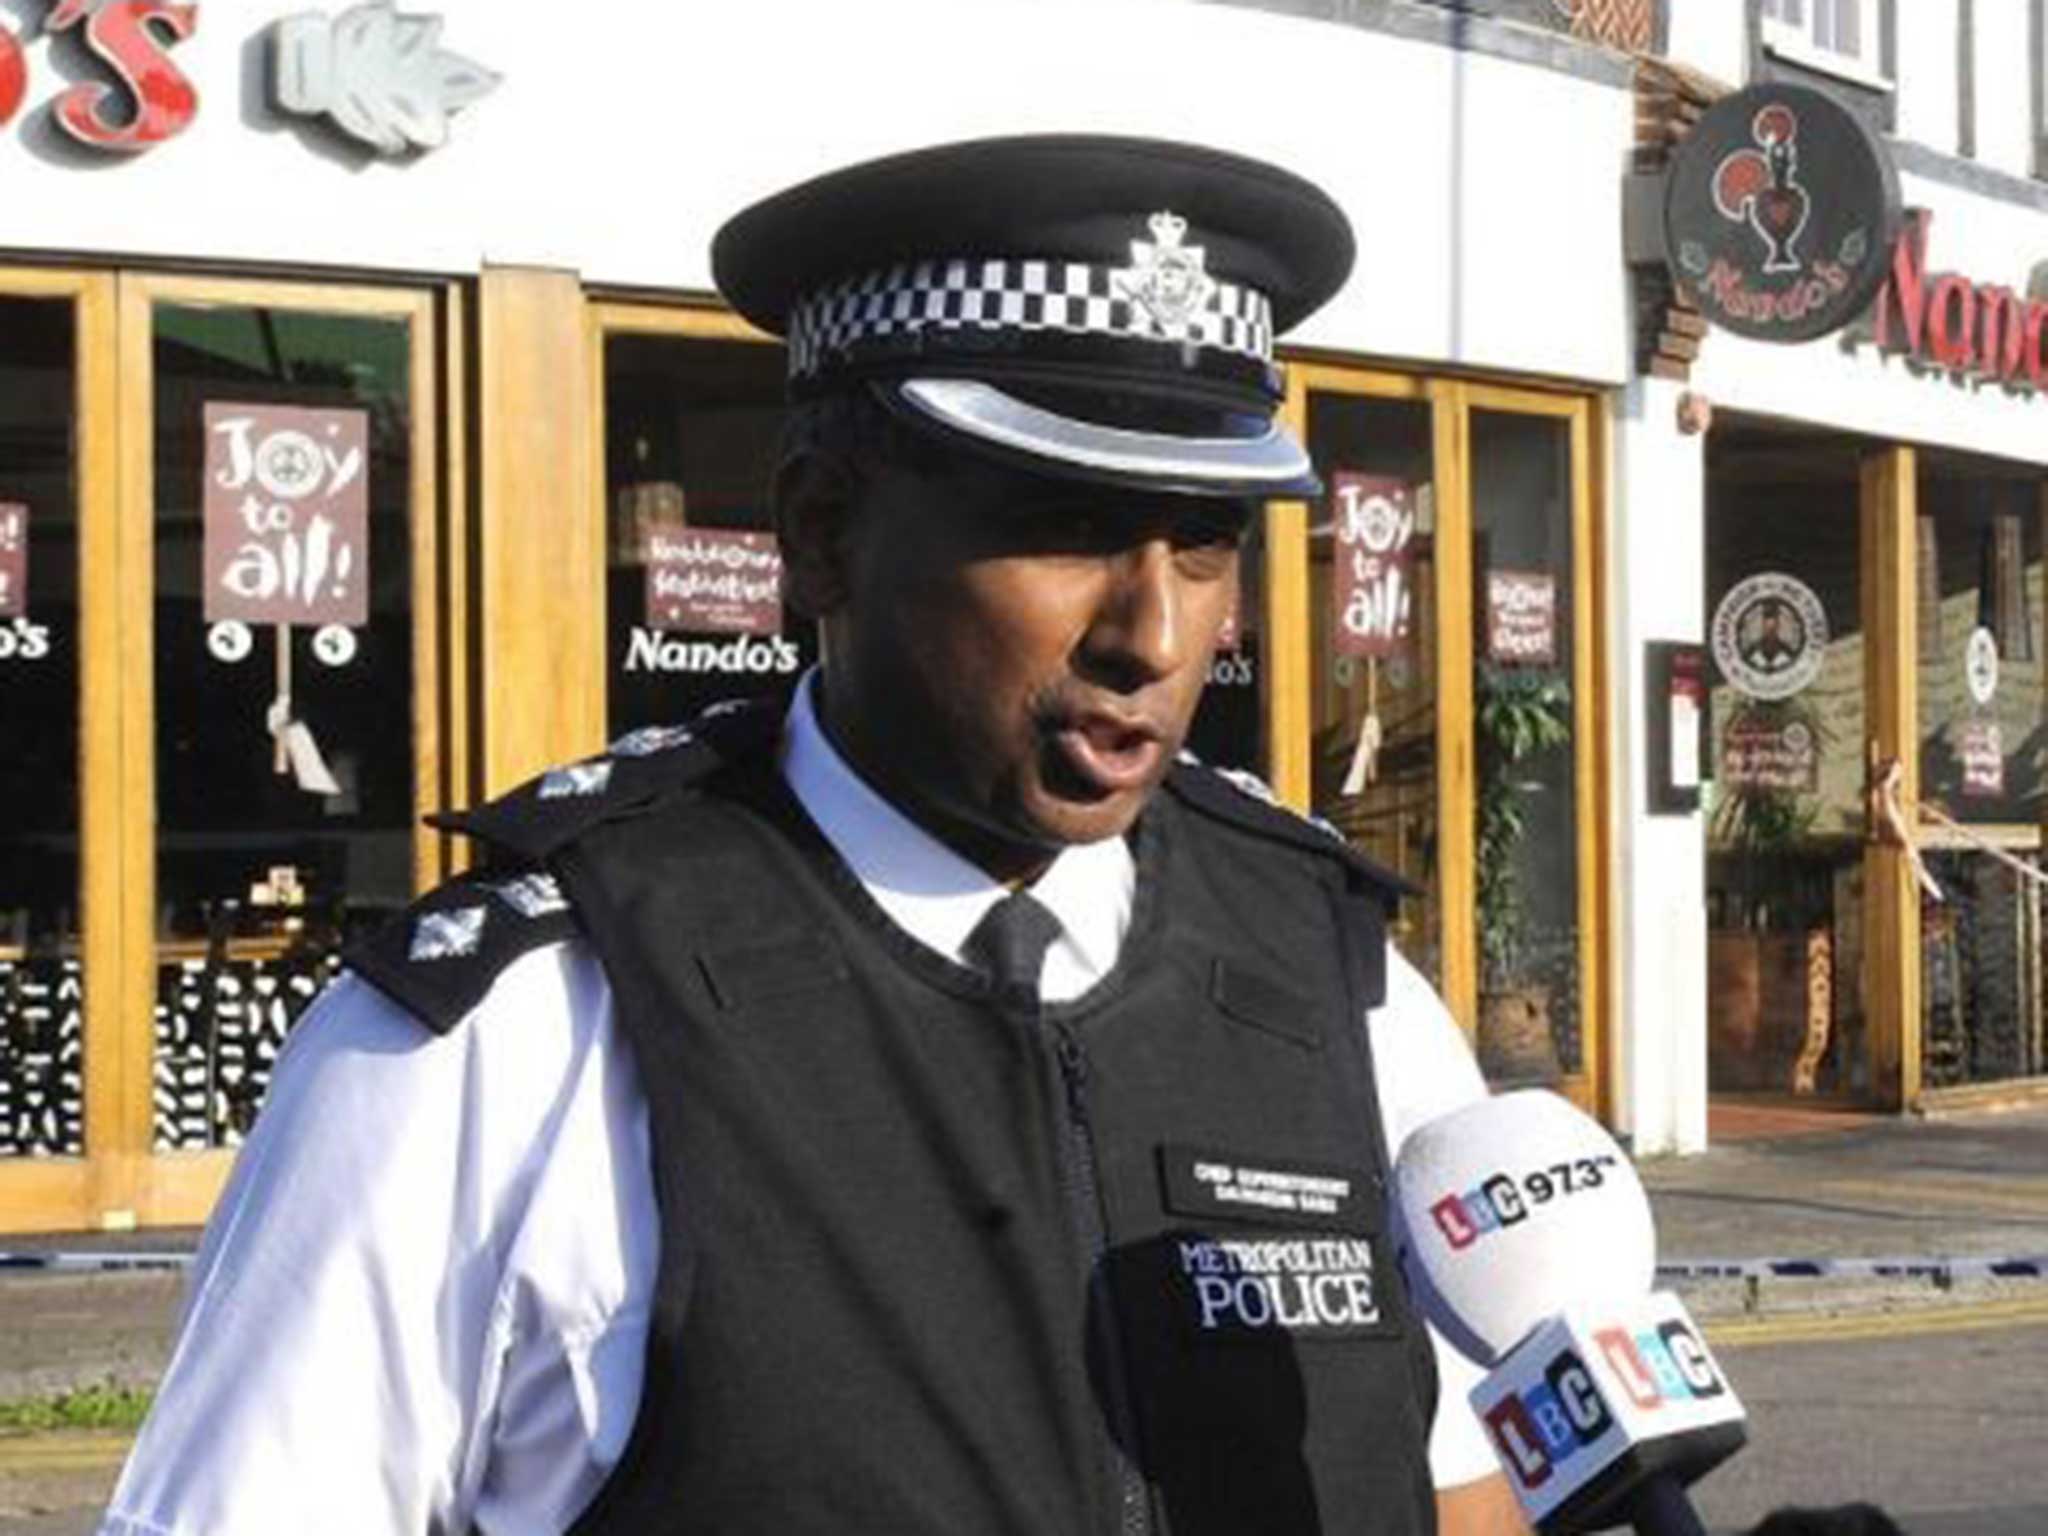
[{"x1": 102, "y1": 681, "x2": 1498, "y2": 1536}]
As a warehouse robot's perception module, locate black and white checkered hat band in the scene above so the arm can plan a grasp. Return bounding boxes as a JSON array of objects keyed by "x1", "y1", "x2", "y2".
[{"x1": 787, "y1": 257, "x2": 1274, "y2": 379}]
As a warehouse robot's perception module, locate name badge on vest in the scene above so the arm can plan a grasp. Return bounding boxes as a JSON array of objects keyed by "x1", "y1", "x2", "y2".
[{"x1": 1157, "y1": 1144, "x2": 1398, "y2": 1344}]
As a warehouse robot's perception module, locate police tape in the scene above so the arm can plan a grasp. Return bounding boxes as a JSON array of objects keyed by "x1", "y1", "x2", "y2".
[
  {"x1": 0, "y1": 1252, "x2": 194, "y2": 1273},
  {"x1": 1657, "y1": 1255, "x2": 2048, "y2": 1281},
  {"x1": 7, "y1": 1250, "x2": 2048, "y2": 1281}
]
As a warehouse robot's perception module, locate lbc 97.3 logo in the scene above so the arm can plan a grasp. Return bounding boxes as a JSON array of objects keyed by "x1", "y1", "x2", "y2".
[{"x1": 1429, "y1": 1156, "x2": 1620, "y2": 1251}]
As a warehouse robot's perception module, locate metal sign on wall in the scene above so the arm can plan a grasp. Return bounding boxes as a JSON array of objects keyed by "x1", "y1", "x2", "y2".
[
  {"x1": 1664, "y1": 82, "x2": 1900, "y2": 343},
  {"x1": 0, "y1": 0, "x2": 201, "y2": 152}
]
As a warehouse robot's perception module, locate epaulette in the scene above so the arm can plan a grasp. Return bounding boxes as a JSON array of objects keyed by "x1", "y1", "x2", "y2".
[
  {"x1": 1163, "y1": 754, "x2": 1418, "y2": 908},
  {"x1": 345, "y1": 697, "x2": 783, "y2": 1033},
  {"x1": 427, "y1": 696, "x2": 783, "y2": 863},
  {"x1": 344, "y1": 865, "x2": 585, "y2": 1033}
]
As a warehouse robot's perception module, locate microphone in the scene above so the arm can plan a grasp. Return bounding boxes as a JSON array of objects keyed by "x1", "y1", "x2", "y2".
[{"x1": 1392, "y1": 1091, "x2": 1746, "y2": 1536}]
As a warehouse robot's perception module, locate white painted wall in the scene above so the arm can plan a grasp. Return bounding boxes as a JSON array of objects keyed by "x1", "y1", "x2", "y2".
[
  {"x1": 1607, "y1": 376, "x2": 1711, "y2": 1155},
  {"x1": 0, "y1": 0, "x2": 1634, "y2": 387},
  {"x1": 1663, "y1": 0, "x2": 1745, "y2": 89},
  {"x1": 1971, "y1": 0, "x2": 2035, "y2": 176}
]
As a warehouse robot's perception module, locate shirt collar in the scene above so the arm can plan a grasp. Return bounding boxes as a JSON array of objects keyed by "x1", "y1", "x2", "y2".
[{"x1": 778, "y1": 672, "x2": 1132, "y2": 980}]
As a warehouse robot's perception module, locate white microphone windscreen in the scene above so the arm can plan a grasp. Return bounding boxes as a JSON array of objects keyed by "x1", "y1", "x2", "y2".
[{"x1": 1392, "y1": 1090, "x2": 1656, "y2": 1363}]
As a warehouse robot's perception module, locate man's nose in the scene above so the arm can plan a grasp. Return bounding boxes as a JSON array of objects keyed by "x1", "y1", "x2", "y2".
[{"x1": 1082, "y1": 539, "x2": 1186, "y2": 687}]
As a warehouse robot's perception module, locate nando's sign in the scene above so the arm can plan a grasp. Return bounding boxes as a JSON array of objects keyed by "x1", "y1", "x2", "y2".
[
  {"x1": 1870, "y1": 209, "x2": 2048, "y2": 392},
  {"x1": 1664, "y1": 82, "x2": 1901, "y2": 343}
]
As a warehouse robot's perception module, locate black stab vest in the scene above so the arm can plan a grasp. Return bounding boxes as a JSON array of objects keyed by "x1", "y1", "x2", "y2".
[{"x1": 351, "y1": 706, "x2": 1439, "y2": 1536}]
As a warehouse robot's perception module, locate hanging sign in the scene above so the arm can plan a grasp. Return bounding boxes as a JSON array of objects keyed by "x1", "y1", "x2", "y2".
[
  {"x1": 203, "y1": 404, "x2": 370, "y2": 627},
  {"x1": 1710, "y1": 572, "x2": 1828, "y2": 700},
  {"x1": 1958, "y1": 720, "x2": 2004, "y2": 798},
  {"x1": 645, "y1": 527, "x2": 783, "y2": 634},
  {"x1": 0, "y1": 503, "x2": 25, "y2": 620},
  {"x1": 1664, "y1": 82, "x2": 1900, "y2": 343},
  {"x1": 1965, "y1": 626, "x2": 2000, "y2": 705},
  {"x1": 1331, "y1": 473, "x2": 1416, "y2": 659},
  {"x1": 1721, "y1": 710, "x2": 1818, "y2": 793},
  {"x1": 1485, "y1": 568, "x2": 1557, "y2": 666}
]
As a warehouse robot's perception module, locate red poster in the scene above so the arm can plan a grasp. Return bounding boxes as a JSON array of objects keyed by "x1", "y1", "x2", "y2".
[
  {"x1": 203, "y1": 404, "x2": 370, "y2": 627},
  {"x1": 1721, "y1": 711, "x2": 1818, "y2": 793},
  {"x1": 1959, "y1": 720, "x2": 2004, "y2": 798},
  {"x1": 1331, "y1": 473, "x2": 1416, "y2": 658},
  {"x1": 0, "y1": 502, "x2": 25, "y2": 619},
  {"x1": 1486, "y1": 568, "x2": 1558, "y2": 666},
  {"x1": 646, "y1": 527, "x2": 783, "y2": 634}
]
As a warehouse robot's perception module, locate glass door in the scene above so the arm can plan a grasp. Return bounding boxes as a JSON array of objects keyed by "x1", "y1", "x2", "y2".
[
  {"x1": 0, "y1": 271, "x2": 116, "y2": 1233},
  {"x1": 118, "y1": 275, "x2": 443, "y2": 1225},
  {"x1": 1278, "y1": 366, "x2": 1604, "y2": 1112}
]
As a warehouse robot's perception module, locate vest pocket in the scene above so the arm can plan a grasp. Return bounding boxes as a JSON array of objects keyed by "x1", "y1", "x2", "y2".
[
  {"x1": 1207, "y1": 960, "x2": 1324, "y2": 1050},
  {"x1": 695, "y1": 936, "x2": 850, "y2": 1009}
]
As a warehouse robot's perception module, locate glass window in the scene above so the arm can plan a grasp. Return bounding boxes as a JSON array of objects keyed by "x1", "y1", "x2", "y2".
[
  {"x1": 1470, "y1": 410, "x2": 1580, "y2": 1084},
  {"x1": 1183, "y1": 534, "x2": 1263, "y2": 774},
  {"x1": 1915, "y1": 453, "x2": 2048, "y2": 1088},
  {"x1": 603, "y1": 334, "x2": 809, "y2": 738},
  {"x1": 0, "y1": 297, "x2": 83, "y2": 1158},
  {"x1": 151, "y1": 303, "x2": 416, "y2": 1149},
  {"x1": 1764, "y1": 0, "x2": 1884, "y2": 80},
  {"x1": 1306, "y1": 393, "x2": 1442, "y2": 983},
  {"x1": 1704, "y1": 428, "x2": 1868, "y2": 1098}
]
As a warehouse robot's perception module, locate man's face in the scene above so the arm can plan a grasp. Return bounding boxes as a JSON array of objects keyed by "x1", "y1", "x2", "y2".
[{"x1": 814, "y1": 441, "x2": 1250, "y2": 879}]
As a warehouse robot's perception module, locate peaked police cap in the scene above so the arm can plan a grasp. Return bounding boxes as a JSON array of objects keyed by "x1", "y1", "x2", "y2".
[{"x1": 710, "y1": 135, "x2": 1354, "y2": 498}]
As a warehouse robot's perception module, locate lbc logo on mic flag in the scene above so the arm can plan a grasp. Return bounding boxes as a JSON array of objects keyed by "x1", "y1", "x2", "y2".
[{"x1": 1469, "y1": 1292, "x2": 1745, "y2": 1530}]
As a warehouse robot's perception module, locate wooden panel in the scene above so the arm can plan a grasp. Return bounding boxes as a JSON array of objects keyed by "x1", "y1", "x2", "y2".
[
  {"x1": 479, "y1": 268, "x2": 602, "y2": 791},
  {"x1": 1571, "y1": 397, "x2": 1612, "y2": 1122},
  {"x1": 1265, "y1": 363, "x2": 1313, "y2": 809},
  {"x1": 136, "y1": 1149, "x2": 235, "y2": 1227},
  {"x1": 0, "y1": 1159, "x2": 94, "y2": 1233},
  {"x1": 441, "y1": 282, "x2": 474, "y2": 871},
  {"x1": 1432, "y1": 381, "x2": 1478, "y2": 1034},
  {"x1": 1861, "y1": 445, "x2": 1921, "y2": 1111}
]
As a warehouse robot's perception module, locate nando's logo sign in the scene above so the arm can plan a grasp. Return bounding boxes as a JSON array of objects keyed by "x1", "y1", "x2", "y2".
[
  {"x1": 1665, "y1": 82, "x2": 1901, "y2": 344},
  {"x1": 1869, "y1": 209, "x2": 2048, "y2": 393},
  {"x1": 0, "y1": 0, "x2": 199, "y2": 152}
]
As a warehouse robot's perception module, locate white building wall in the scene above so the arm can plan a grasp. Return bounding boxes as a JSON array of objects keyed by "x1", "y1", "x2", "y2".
[
  {"x1": 1608, "y1": 378, "x2": 1710, "y2": 1155},
  {"x1": 1971, "y1": 0, "x2": 2036, "y2": 176},
  {"x1": 0, "y1": 0, "x2": 1634, "y2": 387},
  {"x1": 1663, "y1": 1, "x2": 1745, "y2": 88}
]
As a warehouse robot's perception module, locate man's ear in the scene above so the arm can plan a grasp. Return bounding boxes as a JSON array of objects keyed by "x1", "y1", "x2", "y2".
[{"x1": 773, "y1": 449, "x2": 861, "y2": 619}]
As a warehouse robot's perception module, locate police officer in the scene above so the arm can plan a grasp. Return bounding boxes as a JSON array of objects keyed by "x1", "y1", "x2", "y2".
[{"x1": 102, "y1": 137, "x2": 1528, "y2": 1535}]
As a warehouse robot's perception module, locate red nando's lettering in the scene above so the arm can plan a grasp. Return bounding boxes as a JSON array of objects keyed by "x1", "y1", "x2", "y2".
[
  {"x1": 1873, "y1": 209, "x2": 2048, "y2": 392},
  {"x1": 0, "y1": 0, "x2": 199, "y2": 152}
]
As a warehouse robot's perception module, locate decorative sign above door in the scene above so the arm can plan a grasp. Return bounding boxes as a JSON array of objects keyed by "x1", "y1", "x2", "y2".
[
  {"x1": 271, "y1": 1, "x2": 499, "y2": 156},
  {"x1": 1663, "y1": 82, "x2": 1900, "y2": 343}
]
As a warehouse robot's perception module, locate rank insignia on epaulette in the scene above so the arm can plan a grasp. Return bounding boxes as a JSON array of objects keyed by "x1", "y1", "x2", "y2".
[
  {"x1": 408, "y1": 906, "x2": 488, "y2": 962},
  {"x1": 538, "y1": 762, "x2": 614, "y2": 799}
]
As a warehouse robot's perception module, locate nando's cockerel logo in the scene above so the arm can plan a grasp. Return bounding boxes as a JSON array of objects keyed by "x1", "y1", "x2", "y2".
[{"x1": 1665, "y1": 83, "x2": 1900, "y2": 344}]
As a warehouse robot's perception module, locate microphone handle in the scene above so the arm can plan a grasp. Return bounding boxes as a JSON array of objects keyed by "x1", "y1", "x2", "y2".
[{"x1": 1628, "y1": 1474, "x2": 1709, "y2": 1536}]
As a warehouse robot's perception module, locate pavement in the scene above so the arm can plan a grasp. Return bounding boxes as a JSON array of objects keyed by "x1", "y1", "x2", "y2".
[{"x1": 1, "y1": 1101, "x2": 2046, "y2": 1531}]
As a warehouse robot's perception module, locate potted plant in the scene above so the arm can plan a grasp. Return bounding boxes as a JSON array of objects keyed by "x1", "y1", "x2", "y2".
[{"x1": 1474, "y1": 664, "x2": 1572, "y2": 1081}]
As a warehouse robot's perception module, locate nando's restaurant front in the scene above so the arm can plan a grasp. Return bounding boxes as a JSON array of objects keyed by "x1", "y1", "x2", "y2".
[
  {"x1": 1660, "y1": 81, "x2": 2048, "y2": 1119},
  {"x1": 0, "y1": 0, "x2": 1625, "y2": 1233}
]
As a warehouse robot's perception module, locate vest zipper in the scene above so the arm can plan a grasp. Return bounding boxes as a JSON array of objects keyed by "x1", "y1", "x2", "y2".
[{"x1": 1051, "y1": 1023, "x2": 1156, "y2": 1536}]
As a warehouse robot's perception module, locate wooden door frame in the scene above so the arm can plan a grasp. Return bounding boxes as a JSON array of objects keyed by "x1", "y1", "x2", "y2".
[
  {"x1": 582, "y1": 298, "x2": 777, "y2": 733},
  {"x1": 1274, "y1": 360, "x2": 1609, "y2": 1116},
  {"x1": 109, "y1": 272, "x2": 444, "y2": 1227},
  {"x1": 0, "y1": 269, "x2": 119, "y2": 1232}
]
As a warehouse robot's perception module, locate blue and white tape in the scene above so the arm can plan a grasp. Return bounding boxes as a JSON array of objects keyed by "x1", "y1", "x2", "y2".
[
  {"x1": 1657, "y1": 1255, "x2": 2048, "y2": 1282},
  {"x1": 0, "y1": 1252, "x2": 194, "y2": 1274}
]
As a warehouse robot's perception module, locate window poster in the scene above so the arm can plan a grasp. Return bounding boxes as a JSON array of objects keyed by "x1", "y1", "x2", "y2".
[
  {"x1": 202, "y1": 403, "x2": 369, "y2": 628},
  {"x1": 1331, "y1": 472, "x2": 1415, "y2": 659},
  {"x1": 1958, "y1": 720, "x2": 2004, "y2": 798},
  {"x1": 1486, "y1": 568, "x2": 1558, "y2": 666},
  {"x1": 0, "y1": 502, "x2": 25, "y2": 619},
  {"x1": 644, "y1": 526, "x2": 783, "y2": 635}
]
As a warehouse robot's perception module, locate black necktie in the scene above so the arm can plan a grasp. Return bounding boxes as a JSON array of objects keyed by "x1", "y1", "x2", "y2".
[{"x1": 963, "y1": 890, "x2": 1062, "y2": 1006}]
